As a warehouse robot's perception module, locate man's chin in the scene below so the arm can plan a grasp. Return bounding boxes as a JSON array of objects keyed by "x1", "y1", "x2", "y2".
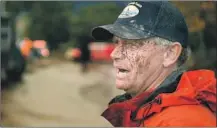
[
  {"x1": 115, "y1": 81, "x2": 127, "y2": 90},
  {"x1": 116, "y1": 86, "x2": 125, "y2": 90}
]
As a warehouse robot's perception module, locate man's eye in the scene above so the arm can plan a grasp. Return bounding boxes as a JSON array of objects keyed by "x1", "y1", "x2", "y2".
[{"x1": 113, "y1": 39, "x2": 119, "y2": 45}]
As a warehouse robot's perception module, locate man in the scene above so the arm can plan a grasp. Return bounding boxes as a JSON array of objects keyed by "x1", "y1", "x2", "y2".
[{"x1": 91, "y1": 1, "x2": 216, "y2": 127}]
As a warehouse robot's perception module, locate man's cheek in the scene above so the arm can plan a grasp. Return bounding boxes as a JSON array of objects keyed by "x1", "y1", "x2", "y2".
[{"x1": 136, "y1": 57, "x2": 149, "y2": 75}]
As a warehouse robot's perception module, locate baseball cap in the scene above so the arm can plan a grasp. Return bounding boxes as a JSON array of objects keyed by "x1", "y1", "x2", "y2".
[{"x1": 91, "y1": 1, "x2": 189, "y2": 48}]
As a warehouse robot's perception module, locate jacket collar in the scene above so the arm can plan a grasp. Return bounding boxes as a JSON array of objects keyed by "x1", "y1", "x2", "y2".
[
  {"x1": 101, "y1": 68, "x2": 185, "y2": 127},
  {"x1": 102, "y1": 69, "x2": 216, "y2": 127}
]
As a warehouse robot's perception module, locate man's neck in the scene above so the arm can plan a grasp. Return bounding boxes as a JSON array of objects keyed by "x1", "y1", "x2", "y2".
[{"x1": 132, "y1": 66, "x2": 177, "y2": 97}]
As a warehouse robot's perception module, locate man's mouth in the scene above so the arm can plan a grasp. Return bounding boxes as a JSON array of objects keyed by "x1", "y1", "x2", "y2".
[
  {"x1": 116, "y1": 68, "x2": 129, "y2": 79},
  {"x1": 113, "y1": 63, "x2": 130, "y2": 77}
]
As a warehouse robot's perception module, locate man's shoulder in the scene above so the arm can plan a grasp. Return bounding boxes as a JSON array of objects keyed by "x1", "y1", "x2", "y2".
[
  {"x1": 161, "y1": 104, "x2": 214, "y2": 116},
  {"x1": 145, "y1": 104, "x2": 216, "y2": 126}
]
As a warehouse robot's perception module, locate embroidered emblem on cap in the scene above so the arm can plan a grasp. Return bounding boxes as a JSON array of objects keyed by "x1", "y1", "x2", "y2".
[{"x1": 118, "y1": 5, "x2": 139, "y2": 19}]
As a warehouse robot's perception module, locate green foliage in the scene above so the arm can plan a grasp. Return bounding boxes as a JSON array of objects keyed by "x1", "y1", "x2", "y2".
[
  {"x1": 5, "y1": 1, "x2": 73, "y2": 51},
  {"x1": 71, "y1": 2, "x2": 122, "y2": 36},
  {"x1": 172, "y1": 1, "x2": 205, "y2": 32},
  {"x1": 80, "y1": 2, "x2": 122, "y2": 25},
  {"x1": 5, "y1": 1, "x2": 122, "y2": 50},
  {"x1": 27, "y1": 2, "x2": 73, "y2": 50},
  {"x1": 5, "y1": 1, "x2": 34, "y2": 14}
]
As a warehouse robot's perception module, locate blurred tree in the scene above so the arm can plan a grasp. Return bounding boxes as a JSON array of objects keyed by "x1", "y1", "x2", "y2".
[
  {"x1": 5, "y1": 1, "x2": 34, "y2": 15},
  {"x1": 173, "y1": 1, "x2": 216, "y2": 73},
  {"x1": 5, "y1": 1, "x2": 34, "y2": 47},
  {"x1": 199, "y1": 1, "x2": 217, "y2": 74},
  {"x1": 28, "y1": 2, "x2": 73, "y2": 51},
  {"x1": 5, "y1": 1, "x2": 73, "y2": 51},
  {"x1": 5, "y1": 1, "x2": 123, "y2": 50},
  {"x1": 70, "y1": 2, "x2": 123, "y2": 39},
  {"x1": 172, "y1": 1, "x2": 205, "y2": 33}
]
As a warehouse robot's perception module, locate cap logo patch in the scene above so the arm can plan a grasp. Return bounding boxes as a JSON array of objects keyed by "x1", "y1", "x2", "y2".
[{"x1": 118, "y1": 5, "x2": 139, "y2": 19}]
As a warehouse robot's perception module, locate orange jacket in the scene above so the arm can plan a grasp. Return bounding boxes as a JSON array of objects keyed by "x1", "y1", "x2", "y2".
[{"x1": 102, "y1": 69, "x2": 216, "y2": 127}]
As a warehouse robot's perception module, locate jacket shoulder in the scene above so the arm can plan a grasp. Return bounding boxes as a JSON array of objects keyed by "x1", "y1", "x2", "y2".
[{"x1": 144, "y1": 105, "x2": 216, "y2": 127}]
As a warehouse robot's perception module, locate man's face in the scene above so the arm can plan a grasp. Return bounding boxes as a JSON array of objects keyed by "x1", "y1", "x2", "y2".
[{"x1": 110, "y1": 37, "x2": 167, "y2": 95}]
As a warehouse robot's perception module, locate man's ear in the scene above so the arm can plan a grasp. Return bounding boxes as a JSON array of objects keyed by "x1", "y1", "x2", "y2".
[{"x1": 163, "y1": 42, "x2": 182, "y2": 67}]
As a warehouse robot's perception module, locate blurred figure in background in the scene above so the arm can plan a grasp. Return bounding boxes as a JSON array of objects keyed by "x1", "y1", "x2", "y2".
[
  {"x1": 19, "y1": 38, "x2": 33, "y2": 59},
  {"x1": 76, "y1": 35, "x2": 92, "y2": 73}
]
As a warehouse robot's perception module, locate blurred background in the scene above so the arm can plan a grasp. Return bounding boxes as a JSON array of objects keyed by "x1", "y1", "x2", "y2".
[{"x1": 0, "y1": 1, "x2": 216, "y2": 127}]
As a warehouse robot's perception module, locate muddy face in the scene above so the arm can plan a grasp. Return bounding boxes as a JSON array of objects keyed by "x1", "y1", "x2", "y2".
[{"x1": 110, "y1": 37, "x2": 167, "y2": 95}]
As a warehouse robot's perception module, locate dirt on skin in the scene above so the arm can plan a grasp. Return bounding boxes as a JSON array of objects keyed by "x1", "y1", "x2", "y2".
[{"x1": 1, "y1": 60, "x2": 123, "y2": 127}]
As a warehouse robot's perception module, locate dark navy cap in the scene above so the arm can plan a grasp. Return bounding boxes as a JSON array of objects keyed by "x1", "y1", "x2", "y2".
[{"x1": 91, "y1": 1, "x2": 189, "y2": 48}]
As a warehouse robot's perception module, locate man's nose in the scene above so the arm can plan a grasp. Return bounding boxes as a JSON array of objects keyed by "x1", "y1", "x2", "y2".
[{"x1": 110, "y1": 46, "x2": 122, "y2": 60}]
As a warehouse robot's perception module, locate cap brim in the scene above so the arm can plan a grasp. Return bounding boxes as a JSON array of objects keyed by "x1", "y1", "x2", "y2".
[{"x1": 91, "y1": 24, "x2": 153, "y2": 41}]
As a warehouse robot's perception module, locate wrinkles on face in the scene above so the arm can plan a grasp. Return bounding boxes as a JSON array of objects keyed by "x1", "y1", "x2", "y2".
[
  {"x1": 124, "y1": 41, "x2": 159, "y2": 70},
  {"x1": 113, "y1": 38, "x2": 164, "y2": 71},
  {"x1": 137, "y1": 45, "x2": 165, "y2": 81},
  {"x1": 112, "y1": 36, "x2": 167, "y2": 94},
  {"x1": 120, "y1": 41, "x2": 146, "y2": 67}
]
